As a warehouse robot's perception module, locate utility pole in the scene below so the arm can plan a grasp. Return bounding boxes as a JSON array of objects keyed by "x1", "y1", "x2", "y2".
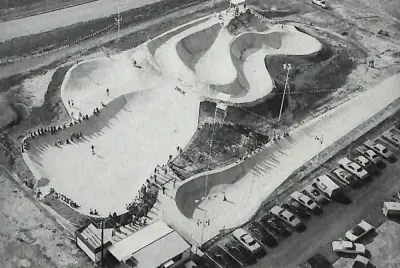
[
  {"x1": 115, "y1": 3, "x2": 123, "y2": 42},
  {"x1": 101, "y1": 221, "x2": 104, "y2": 268},
  {"x1": 278, "y1": 63, "x2": 292, "y2": 122}
]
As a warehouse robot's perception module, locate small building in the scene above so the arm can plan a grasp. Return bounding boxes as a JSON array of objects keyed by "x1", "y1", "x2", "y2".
[
  {"x1": 107, "y1": 220, "x2": 191, "y2": 268},
  {"x1": 75, "y1": 223, "x2": 113, "y2": 263},
  {"x1": 229, "y1": 0, "x2": 246, "y2": 6},
  {"x1": 215, "y1": 92, "x2": 231, "y2": 120}
]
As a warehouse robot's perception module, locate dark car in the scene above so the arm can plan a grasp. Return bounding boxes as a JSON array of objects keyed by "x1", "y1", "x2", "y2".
[
  {"x1": 282, "y1": 201, "x2": 311, "y2": 219},
  {"x1": 297, "y1": 253, "x2": 333, "y2": 268},
  {"x1": 196, "y1": 255, "x2": 219, "y2": 268},
  {"x1": 208, "y1": 245, "x2": 243, "y2": 268},
  {"x1": 225, "y1": 241, "x2": 257, "y2": 265},
  {"x1": 260, "y1": 215, "x2": 291, "y2": 238},
  {"x1": 248, "y1": 222, "x2": 278, "y2": 247}
]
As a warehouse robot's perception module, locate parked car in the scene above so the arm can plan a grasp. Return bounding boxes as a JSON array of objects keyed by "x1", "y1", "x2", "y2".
[
  {"x1": 312, "y1": 0, "x2": 327, "y2": 8},
  {"x1": 297, "y1": 254, "x2": 332, "y2": 268},
  {"x1": 301, "y1": 185, "x2": 328, "y2": 204},
  {"x1": 270, "y1": 206, "x2": 305, "y2": 231},
  {"x1": 247, "y1": 222, "x2": 278, "y2": 247},
  {"x1": 208, "y1": 245, "x2": 243, "y2": 268},
  {"x1": 382, "y1": 129, "x2": 400, "y2": 147},
  {"x1": 352, "y1": 255, "x2": 369, "y2": 268},
  {"x1": 224, "y1": 241, "x2": 256, "y2": 265},
  {"x1": 260, "y1": 215, "x2": 291, "y2": 238},
  {"x1": 312, "y1": 175, "x2": 341, "y2": 198},
  {"x1": 345, "y1": 220, "x2": 375, "y2": 242},
  {"x1": 232, "y1": 228, "x2": 262, "y2": 255},
  {"x1": 290, "y1": 191, "x2": 322, "y2": 214},
  {"x1": 197, "y1": 255, "x2": 218, "y2": 268},
  {"x1": 364, "y1": 140, "x2": 394, "y2": 159},
  {"x1": 332, "y1": 240, "x2": 366, "y2": 254},
  {"x1": 363, "y1": 149, "x2": 383, "y2": 165},
  {"x1": 338, "y1": 157, "x2": 369, "y2": 180},
  {"x1": 354, "y1": 155, "x2": 377, "y2": 174},
  {"x1": 282, "y1": 202, "x2": 311, "y2": 219},
  {"x1": 332, "y1": 167, "x2": 358, "y2": 186}
]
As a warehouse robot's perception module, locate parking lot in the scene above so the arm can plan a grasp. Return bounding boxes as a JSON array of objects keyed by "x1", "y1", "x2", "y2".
[{"x1": 200, "y1": 115, "x2": 400, "y2": 268}]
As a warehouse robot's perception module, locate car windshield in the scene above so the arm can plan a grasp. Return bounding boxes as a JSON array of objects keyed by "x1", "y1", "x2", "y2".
[
  {"x1": 242, "y1": 235, "x2": 254, "y2": 245},
  {"x1": 307, "y1": 200, "x2": 313, "y2": 205},
  {"x1": 382, "y1": 148, "x2": 388, "y2": 153},
  {"x1": 288, "y1": 215, "x2": 295, "y2": 221},
  {"x1": 352, "y1": 226, "x2": 365, "y2": 236},
  {"x1": 356, "y1": 167, "x2": 362, "y2": 172},
  {"x1": 345, "y1": 244, "x2": 356, "y2": 250},
  {"x1": 312, "y1": 190, "x2": 320, "y2": 196}
]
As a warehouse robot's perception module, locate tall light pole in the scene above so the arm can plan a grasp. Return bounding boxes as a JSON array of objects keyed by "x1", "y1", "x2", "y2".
[
  {"x1": 315, "y1": 134, "x2": 323, "y2": 164},
  {"x1": 115, "y1": 3, "x2": 123, "y2": 42},
  {"x1": 278, "y1": 63, "x2": 292, "y2": 122}
]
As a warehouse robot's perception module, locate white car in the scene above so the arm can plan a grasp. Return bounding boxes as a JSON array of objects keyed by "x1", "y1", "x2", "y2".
[
  {"x1": 290, "y1": 191, "x2": 322, "y2": 213},
  {"x1": 345, "y1": 220, "x2": 375, "y2": 242},
  {"x1": 270, "y1": 206, "x2": 304, "y2": 230},
  {"x1": 232, "y1": 228, "x2": 261, "y2": 253},
  {"x1": 312, "y1": 0, "x2": 327, "y2": 8},
  {"x1": 382, "y1": 130, "x2": 400, "y2": 147},
  {"x1": 363, "y1": 149, "x2": 383, "y2": 165},
  {"x1": 354, "y1": 156, "x2": 377, "y2": 173},
  {"x1": 338, "y1": 157, "x2": 369, "y2": 180},
  {"x1": 364, "y1": 140, "x2": 394, "y2": 159},
  {"x1": 332, "y1": 168, "x2": 358, "y2": 185},
  {"x1": 352, "y1": 255, "x2": 369, "y2": 268},
  {"x1": 332, "y1": 240, "x2": 366, "y2": 254}
]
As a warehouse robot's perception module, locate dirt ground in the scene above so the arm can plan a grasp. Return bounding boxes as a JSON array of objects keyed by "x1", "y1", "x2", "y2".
[{"x1": 0, "y1": 169, "x2": 92, "y2": 268}]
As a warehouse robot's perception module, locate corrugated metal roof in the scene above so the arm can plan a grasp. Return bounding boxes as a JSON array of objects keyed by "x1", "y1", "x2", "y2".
[{"x1": 108, "y1": 220, "x2": 181, "y2": 262}]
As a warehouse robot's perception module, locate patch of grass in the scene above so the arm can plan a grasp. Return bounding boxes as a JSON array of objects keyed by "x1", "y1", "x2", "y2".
[{"x1": 172, "y1": 102, "x2": 269, "y2": 179}]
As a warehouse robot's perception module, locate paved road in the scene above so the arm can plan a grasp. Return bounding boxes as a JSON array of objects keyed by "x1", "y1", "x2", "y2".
[
  {"x1": 0, "y1": 0, "x2": 162, "y2": 42},
  {"x1": 248, "y1": 127, "x2": 400, "y2": 268}
]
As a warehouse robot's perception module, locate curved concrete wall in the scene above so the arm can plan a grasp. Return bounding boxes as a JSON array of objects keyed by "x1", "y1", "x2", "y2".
[
  {"x1": 177, "y1": 23, "x2": 222, "y2": 71},
  {"x1": 230, "y1": 32, "x2": 282, "y2": 61},
  {"x1": 147, "y1": 17, "x2": 209, "y2": 56},
  {"x1": 175, "y1": 159, "x2": 253, "y2": 218}
]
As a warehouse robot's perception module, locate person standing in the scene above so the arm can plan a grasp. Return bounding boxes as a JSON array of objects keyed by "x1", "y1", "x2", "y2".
[
  {"x1": 91, "y1": 145, "x2": 95, "y2": 155},
  {"x1": 106, "y1": 88, "x2": 110, "y2": 96}
]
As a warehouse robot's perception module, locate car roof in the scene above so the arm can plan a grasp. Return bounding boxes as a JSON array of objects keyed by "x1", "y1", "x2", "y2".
[
  {"x1": 334, "y1": 240, "x2": 352, "y2": 247},
  {"x1": 281, "y1": 209, "x2": 294, "y2": 219},
  {"x1": 270, "y1": 206, "x2": 284, "y2": 214}
]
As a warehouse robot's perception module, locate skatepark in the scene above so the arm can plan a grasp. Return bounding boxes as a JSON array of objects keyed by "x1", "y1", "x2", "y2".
[{"x1": 20, "y1": 4, "x2": 400, "y2": 246}]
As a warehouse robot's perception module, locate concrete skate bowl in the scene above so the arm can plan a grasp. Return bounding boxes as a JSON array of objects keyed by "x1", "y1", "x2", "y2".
[
  {"x1": 174, "y1": 24, "x2": 321, "y2": 105},
  {"x1": 175, "y1": 151, "x2": 266, "y2": 218},
  {"x1": 62, "y1": 57, "x2": 133, "y2": 93}
]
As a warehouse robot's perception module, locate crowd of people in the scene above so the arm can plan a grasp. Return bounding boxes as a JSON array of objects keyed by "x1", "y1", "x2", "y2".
[{"x1": 49, "y1": 187, "x2": 81, "y2": 209}]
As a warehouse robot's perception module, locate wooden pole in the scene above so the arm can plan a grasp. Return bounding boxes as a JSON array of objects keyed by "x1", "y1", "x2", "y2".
[{"x1": 101, "y1": 221, "x2": 104, "y2": 268}]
